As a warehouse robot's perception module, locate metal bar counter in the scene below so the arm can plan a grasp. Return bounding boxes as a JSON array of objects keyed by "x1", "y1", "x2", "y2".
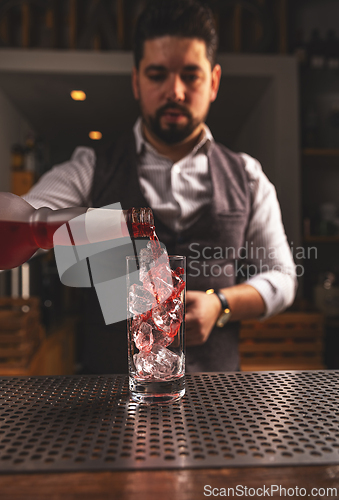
[{"x1": 0, "y1": 371, "x2": 339, "y2": 499}]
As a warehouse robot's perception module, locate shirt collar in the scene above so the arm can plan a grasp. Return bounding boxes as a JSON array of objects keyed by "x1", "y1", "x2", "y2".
[{"x1": 133, "y1": 117, "x2": 214, "y2": 157}]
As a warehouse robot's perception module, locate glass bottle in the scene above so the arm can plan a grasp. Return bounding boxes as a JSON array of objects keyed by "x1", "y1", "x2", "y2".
[{"x1": 0, "y1": 192, "x2": 154, "y2": 270}]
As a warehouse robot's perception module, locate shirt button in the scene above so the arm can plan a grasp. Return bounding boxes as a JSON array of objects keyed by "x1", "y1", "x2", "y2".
[{"x1": 172, "y1": 164, "x2": 180, "y2": 174}]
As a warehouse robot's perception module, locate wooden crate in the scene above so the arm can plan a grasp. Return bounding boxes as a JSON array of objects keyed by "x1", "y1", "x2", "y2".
[
  {"x1": 0, "y1": 319, "x2": 76, "y2": 376},
  {"x1": 0, "y1": 297, "x2": 45, "y2": 371},
  {"x1": 0, "y1": 297, "x2": 40, "y2": 330},
  {"x1": 28, "y1": 320, "x2": 76, "y2": 376},
  {"x1": 240, "y1": 312, "x2": 325, "y2": 371}
]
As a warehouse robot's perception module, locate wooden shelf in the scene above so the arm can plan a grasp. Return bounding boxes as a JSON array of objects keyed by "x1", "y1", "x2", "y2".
[
  {"x1": 0, "y1": 318, "x2": 77, "y2": 376},
  {"x1": 303, "y1": 148, "x2": 339, "y2": 157},
  {"x1": 240, "y1": 312, "x2": 325, "y2": 371},
  {"x1": 304, "y1": 235, "x2": 339, "y2": 243}
]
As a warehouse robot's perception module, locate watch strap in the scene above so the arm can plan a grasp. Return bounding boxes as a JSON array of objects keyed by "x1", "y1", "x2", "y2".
[
  {"x1": 206, "y1": 289, "x2": 232, "y2": 327},
  {"x1": 214, "y1": 290, "x2": 229, "y2": 312}
]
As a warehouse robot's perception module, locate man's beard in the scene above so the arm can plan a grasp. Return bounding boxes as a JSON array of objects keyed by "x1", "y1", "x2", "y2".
[{"x1": 143, "y1": 102, "x2": 201, "y2": 144}]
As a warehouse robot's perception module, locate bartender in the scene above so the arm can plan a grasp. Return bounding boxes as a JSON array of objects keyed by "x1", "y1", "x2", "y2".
[{"x1": 22, "y1": 0, "x2": 297, "y2": 373}]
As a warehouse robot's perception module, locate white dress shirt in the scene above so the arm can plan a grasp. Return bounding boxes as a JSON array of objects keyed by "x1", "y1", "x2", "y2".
[{"x1": 23, "y1": 119, "x2": 297, "y2": 318}]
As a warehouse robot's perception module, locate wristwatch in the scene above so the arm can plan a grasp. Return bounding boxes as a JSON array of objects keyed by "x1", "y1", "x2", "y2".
[{"x1": 206, "y1": 289, "x2": 232, "y2": 328}]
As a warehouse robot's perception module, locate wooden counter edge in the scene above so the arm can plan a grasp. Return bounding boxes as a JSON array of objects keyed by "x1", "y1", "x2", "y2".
[{"x1": 0, "y1": 464, "x2": 338, "y2": 500}]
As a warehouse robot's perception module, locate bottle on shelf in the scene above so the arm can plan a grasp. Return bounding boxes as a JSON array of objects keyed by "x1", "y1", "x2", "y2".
[
  {"x1": 325, "y1": 29, "x2": 339, "y2": 70},
  {"x1": 10, "y1": 144, "x2": 24, "y2": 172},
  {"x1": 317, "y1": 202, "x2": 339, "y2": 236},
  {"x1": 11, "y1": 134, "x2": 37, "y2": 197},
  {"x1": 33, "y1": 136, "x2": 49, "y2": 178},
  {"x1": 308, "y1": 29, "x2": 325, "y2": 69},
  {"x1": 302, "y1": 105, "x2": 320, "y2": 148},
  {"x1": 293, "y1": 29, "x2": 308, "y2": 66},
  {"x1": 314, "y1": 271, "x2": 339, "y2": 318},
  {"x1": 0, "y1": 192, "x2": 155, "y2": 270},
  {"x1": 23, "y1": 133, "x2": 36, "y2": 174}
]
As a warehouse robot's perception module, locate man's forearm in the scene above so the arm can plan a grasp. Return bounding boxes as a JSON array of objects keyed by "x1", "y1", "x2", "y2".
[
  {"x1": 220, "y1": 284, "x2": 266, "y2": 322},
  {"x1": 185, "y1": 285, "x2": 266, "y2": 346}
]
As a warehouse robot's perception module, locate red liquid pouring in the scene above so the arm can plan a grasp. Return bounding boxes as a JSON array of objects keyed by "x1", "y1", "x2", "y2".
[
  {"x1": 127, "y1": 208, "x2": 183, "y2": 311},
  {"x1": 127, "y1": 207, "x2": 162, "y2": 262}
]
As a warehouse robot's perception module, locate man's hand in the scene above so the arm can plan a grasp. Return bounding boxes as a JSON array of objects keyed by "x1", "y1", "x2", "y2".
[
  {"x1": 185, "y1": 290, "x2": 221, "y2": 346},
  {"x1": 185, "y1": 285, "x2": 266, "y2": 347}
]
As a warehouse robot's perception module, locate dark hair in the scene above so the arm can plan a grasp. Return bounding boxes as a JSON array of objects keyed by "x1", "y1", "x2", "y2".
[{"x1": 133, "y1": 0, "x2": 218, "y2": 69}]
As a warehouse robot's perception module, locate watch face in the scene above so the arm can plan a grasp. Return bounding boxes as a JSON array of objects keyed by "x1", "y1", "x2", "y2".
[{"x1": 216, "y1": 309, "x2": 231, "y2": 327}]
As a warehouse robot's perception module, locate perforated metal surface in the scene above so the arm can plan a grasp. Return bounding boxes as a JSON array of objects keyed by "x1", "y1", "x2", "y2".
[{"x1": 0, "y1": 371, "x2": 339, "y2": 472}]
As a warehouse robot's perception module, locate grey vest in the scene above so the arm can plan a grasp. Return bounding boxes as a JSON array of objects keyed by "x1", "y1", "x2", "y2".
[{"x1": 81, "y1": 132, "x2": 251, "y2": 374}]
